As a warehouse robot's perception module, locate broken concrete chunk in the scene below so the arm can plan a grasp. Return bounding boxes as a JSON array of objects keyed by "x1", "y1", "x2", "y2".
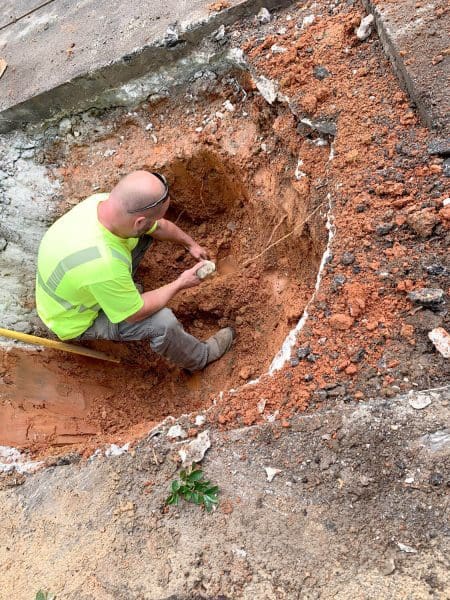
[
  {"x1": 194, "y1": 415, "x2": 206, "y2": 426},
  {"x1": 428, "y1": 327, "x2": 450, "y2": 358},
  {"x1": 167, "y1": 425, "x2": 187, "y2": 439},
  {"x1": 163, "y1": 23, "x2": 179, "y2": 47},
  {"x1": 257, "y1": 7, "x2": 271, "y2": 24},
  {"x1": 178, "y1": 430, "x2": 211, "y2": 466},
  {"x1": 408, "y1": 391, "x2": 431, "y2": 410},
  {"x1": 397, "y1": 542, "x2": 417, "y2": 554},
  {"x1": 265, "y1": 467, "x2": 282, "y2": 482},
  {"x1": 255, "y1": 76, "x2": 278, "y2": 104},
  {"x1": 356, "y1": 14, "x2": 374, "y2": 41},
  {"x1": 407, "y1": 288, "x2": 444, "y2": 307}
]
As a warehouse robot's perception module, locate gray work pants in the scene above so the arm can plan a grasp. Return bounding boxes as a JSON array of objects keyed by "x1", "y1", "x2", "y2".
[{"x1": 79, "y1": 235, "x2": 208, "y2": 371}]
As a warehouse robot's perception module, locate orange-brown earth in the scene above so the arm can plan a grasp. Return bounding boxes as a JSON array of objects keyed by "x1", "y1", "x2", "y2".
[{"x1": 1, "y1": 0, "x2": 448, "y2": 458}]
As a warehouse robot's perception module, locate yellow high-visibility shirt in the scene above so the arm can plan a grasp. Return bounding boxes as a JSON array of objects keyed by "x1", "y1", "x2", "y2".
[{"x1": 36, "y1": 193, "x2": 157, "y2": 340}]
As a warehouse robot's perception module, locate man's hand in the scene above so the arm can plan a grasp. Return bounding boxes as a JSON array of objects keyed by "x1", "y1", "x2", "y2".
[
  {"x1": 177, "y1": 261, "x2": 206, "y2": 290},
  {"x1": 187, "y1": 242, "x2": 209, "y2": 261}
]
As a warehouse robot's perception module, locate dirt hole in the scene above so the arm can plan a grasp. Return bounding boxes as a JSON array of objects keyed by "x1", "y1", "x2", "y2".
[{"x1": 1, "y1": 96, "x2": 329, "y2": 456}]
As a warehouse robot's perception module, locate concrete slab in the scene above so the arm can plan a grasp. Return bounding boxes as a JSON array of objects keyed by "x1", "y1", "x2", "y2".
[
  {"x1": 363, "y1": 0, "x2": 449, "y2": 136},
  {"x1": 0, "y1": 0, "x2": 46, "y2": 29},
  {"x1": 0, "y1": 0, "x2": 294, "y2": 132}
]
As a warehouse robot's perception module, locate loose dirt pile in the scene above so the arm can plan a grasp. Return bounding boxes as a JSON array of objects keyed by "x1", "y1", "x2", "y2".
[{"x1": 0, "y1": 0, "x2": 448, "y2": 460}]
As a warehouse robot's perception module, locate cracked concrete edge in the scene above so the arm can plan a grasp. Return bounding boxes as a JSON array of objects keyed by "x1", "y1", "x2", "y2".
[
  {"x1": 0, "y1": 0, "x2": 296, "y2": 134},
  {"x1": 362, "y1": 0, "x2": 449, "y2": 135}
]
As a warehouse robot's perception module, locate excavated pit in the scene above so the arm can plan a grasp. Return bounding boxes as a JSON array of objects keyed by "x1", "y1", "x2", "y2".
[{"x1": 0, "y1": 91, "x2": 329, "y2": 455}]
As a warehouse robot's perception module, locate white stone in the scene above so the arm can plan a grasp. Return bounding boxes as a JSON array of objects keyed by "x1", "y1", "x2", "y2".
[
  {"x1": 397, "y1": 542, "x2": 417, "y2": 554},
  {"x1": 178, "y1": 430, "x2": 211, "y2": 466},
  {"x1": 265, "y1": 467, "x2": 282, "y2": 482},
  {"x1": 195, "y1": 415, "x2": 206, "y2": 426},
  {"x1": 408, "y1": 391, "x2": 432, "y2": 410},
  {"x1": 271, "y1": 44, "x2": 287, "y2": 54},
  {"x1": 302, "y1": 15, "x2": 315, "y2": 28},
  {"x1": 257, "y1": 7, "x2": 271, "y2": 24},
  {"x1": 356, "y1": 14, "x2": 374, "y2": 41},
  {"x1": 223, "y1": 100, "x2": 235, "y2": 112},
  {"x1": 428, "y1": 327, "x2": 450, "y2": 358},
  {"x1": 255, "y1": 76, "x2": 278, "y2": 104},
  {"x1": 167, "y1": 425, "x2": 187, "y2": 439}
]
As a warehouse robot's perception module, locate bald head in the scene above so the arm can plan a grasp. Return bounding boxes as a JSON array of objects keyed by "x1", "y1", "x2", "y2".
[
  {"x1": 98, "y1": 170, "x2": 170, "y2": 238},
  {"x1": 110, "y1": 171, "x2": 166, "y2": 215}
]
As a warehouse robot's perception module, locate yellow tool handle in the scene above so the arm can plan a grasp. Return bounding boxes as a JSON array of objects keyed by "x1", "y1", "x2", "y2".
[{"x1": 0, "y1": 327, "x2": 120, "y2": 363}]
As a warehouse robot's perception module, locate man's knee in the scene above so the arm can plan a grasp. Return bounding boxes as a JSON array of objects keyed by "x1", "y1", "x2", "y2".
[{"x1": 148, "y1": 308, "x2": 180, "y2": 338}]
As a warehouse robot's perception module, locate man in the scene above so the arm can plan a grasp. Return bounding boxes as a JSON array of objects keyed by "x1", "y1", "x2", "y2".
[{"x1": 36, "y1": 170, "x2": 234, "y2": 371}]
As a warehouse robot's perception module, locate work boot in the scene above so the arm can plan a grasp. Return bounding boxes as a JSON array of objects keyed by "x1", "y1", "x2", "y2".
[{"x1": 205, "y1": 327, "x2": 234, "y2": 365}]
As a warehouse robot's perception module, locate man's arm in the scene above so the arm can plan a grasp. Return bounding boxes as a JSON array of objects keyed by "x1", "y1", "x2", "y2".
[
  {"x1": 150, "y1": 219, "x2": 208, "y2": 260},
  {"x1": 126, "y1": 261, "x2": 205, "y2": 323}
]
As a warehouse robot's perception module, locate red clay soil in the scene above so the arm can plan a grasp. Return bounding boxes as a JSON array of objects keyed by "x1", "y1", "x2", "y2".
[{"x1": 1, "y1": 0, "x2": 448, "y2": 458}]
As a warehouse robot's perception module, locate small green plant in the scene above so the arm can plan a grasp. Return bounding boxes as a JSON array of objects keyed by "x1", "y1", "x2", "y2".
[
  {"x1": 35, "y1": 592, "x2": 55, "y2": 600},
  {"x1": 166, "y1": 465, "x2": 219, "y2": 512}
]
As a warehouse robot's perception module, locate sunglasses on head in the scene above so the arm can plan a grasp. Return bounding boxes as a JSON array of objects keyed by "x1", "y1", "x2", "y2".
[{"x1": 126, "y1": 172, "x2": 170, "y2": 214}]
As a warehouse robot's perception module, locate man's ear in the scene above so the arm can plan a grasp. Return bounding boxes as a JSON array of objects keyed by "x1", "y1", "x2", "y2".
[{"x1": 134, "y1": 216, "x2": 146, "y2": 229}]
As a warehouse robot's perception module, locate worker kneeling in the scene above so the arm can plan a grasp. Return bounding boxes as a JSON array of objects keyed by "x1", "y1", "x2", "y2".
[{"x1": 36, "y1": 171, "x2": 234, "y2": 371}]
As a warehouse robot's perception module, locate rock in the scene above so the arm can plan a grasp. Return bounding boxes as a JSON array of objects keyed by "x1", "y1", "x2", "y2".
[
  {"x1": 256, "y1": 7, "x2": 271, "y2": 24},
  {"x1": 381, "y1": 558, "x2": 396, "y2": 576},
  {"x1": 297, "y1": 345, "x2": 311, "y2": 359},
  {"x1": 301, "y1": 15, "x2": 315, "y2": 28},
  {"x1": 298, "y1": 118, "x2": 336, "y2": 137},
  {"x1": 163, "y1": 23, "x2": 180, "y2": 47},
  {"x1": 329, "y1": 314, "x2": 354, "y2": 331},
  {"x1": 304, "y1": 373, "x2": 314, "y2": 382},
  {"x1": 408, "y1": 391, "x2": 431, "y2": 410},
  {"x1": 0, "y1": 237, "x2": 7, "y2": 251},
  {"x1": 222, "y1": 100, "x2": 235, "y2": 112},
  {"x1": 340, "y1": 252, "x2": 355, "y2": 266},
  {"x1": 257, "y1": 398, "x2": 266, "y2": 414},
  {"x1": 327, "y1": 385, "x2": 346, "y2": 397},
  {"x1": 239, "y1": 366, "x2": 253, "y2": 380},
  {"x1": 376, "y1": 222, "x2": 394, "y2": 236},
  {"x1": 213, "y1": 24, "x2": 226, "y2": 41},
  {"x1": 397, "y1": 542, "x2": 417, "y2": 554},
  {"x1": 58, "y1": 118, "x2": 72, "y2": 135},
  {"x1": 178, "y1": 430, "x2": 211, "y2": 467},
  {"x1": 356, "y1": 14, "x2": 374, "y2": 41},
  {"x1": 406, "y1": 209, "x2": 439, "y2": 238},
  {"x1": 443, "y1": 158, "x2": 450, "y2": 177},
  {"x1": 429, "y1": 472, "x2": 444, "y2": 486},
  {"x1": 313, "y1": 66, "x2": 330, "y2": 80},
  {"x1": 290, "y1": 357, "x2": 300, "y2": 367},
  {"x1": 255, "y1": 76, "x2": 278, "y2": 104},
  {"x1": 167, "y1": 425, "x2": 187, "y2": 439},
  {"x1": 427, "y1": 138, "x2": 450, "y2": 156},
  {"x1": 351, "y1": 348, "x2": 366, "y2": 363},
  {"x1": 407, "y1": 288, "x2": 444, "y2": 307},
  {"x1": 345, "y1": 283, "x2": 367, "y2": 318},
  {"x1": 271, "y1": 44, "x2": 287, "y2": 54},
  {"x1": 332, "y1": 274, "x2": 346, "y2": 291},
  {"x1": 194, "y1": 415, "x2": 206, "y2": 426},
  {"x1": 265, "y1": 467, "x2": 281, "y2": 482},
  {"x1": 425, "y1": 263, "x2": 446, "y2": 276},
  {"x1": 196, "y1": 260, "x2": 216, "y2": 280},
  {"x1": 428, "y1": 327, "x2": 450, "y2": 358}
]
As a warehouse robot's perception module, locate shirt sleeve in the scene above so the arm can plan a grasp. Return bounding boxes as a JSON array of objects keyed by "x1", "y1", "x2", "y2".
[{"x1": 87, "y1": 273, "x2": 144, "y2": 323}]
